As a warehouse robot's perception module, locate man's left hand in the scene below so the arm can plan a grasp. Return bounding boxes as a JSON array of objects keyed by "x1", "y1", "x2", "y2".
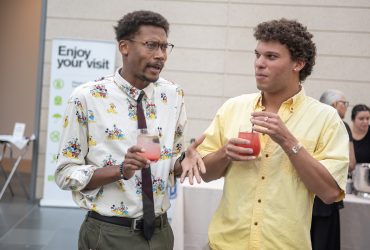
[{"x1": 180, "y1": 135, "x2": 206, "y2": 184}]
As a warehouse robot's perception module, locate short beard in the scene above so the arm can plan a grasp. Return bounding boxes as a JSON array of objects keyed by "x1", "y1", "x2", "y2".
[{"x1": 139, "y1": 74, "x2": 159, "y2": 85}]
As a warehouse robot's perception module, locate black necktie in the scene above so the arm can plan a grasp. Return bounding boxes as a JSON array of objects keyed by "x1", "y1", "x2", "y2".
[{"x1": 137, "y1": 92, "x2": 155, "y2": 240}]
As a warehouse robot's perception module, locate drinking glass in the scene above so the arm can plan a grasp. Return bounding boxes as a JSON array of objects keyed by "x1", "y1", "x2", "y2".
[
  {"x1": 237, "y1": 127, "x2": 261, "y2": 157},
  {"x1": 136, "y1": 129, "x2": 161, "y2": 162}
]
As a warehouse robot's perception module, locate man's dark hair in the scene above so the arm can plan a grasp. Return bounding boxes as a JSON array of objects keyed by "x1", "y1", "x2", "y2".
[
  {"x1": 253, "y1": 18, "x2": 316, "y2": 82},
  {"x1": 351, "y1": 104, "x2": 370, "y2": 121},
  {"x1": 114, "y1": 10, "x2": 169, "y2": 41}
]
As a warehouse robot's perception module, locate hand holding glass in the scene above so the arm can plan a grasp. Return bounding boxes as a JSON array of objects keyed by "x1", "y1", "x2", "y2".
[
  {"x1": 137, "y1": 129, "x2": 161, "y2": 162},
  {"x1": 236, "y1": 129, "x2": 261, "y2": 157}
]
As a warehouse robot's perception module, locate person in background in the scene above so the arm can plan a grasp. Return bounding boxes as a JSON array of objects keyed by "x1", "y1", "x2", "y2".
[
  {"x1": 54, "y1": 10, "x2": 205, "y2": 250},
  {"x1": 319, "y1": 89, "x2": 356, "y2": 171},
  {"x1": 310, "y1": 89, "x2": 356, "y2": 250},
  {"x1": 197, "y1": 18, "x2": 349, "y2": 249},
  {"x1": 351, "y1": 104, "x2": 370, "y2": 163}
]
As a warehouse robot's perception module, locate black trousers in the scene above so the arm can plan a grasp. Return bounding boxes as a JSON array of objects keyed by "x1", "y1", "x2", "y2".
[{"x1": 310, "y1": 209, "x2": 340, "y2": 250}]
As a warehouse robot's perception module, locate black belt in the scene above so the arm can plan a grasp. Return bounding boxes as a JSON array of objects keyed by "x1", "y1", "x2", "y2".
[{"x1": 87, "y1": 211, "x2": 168, "y2": 230}]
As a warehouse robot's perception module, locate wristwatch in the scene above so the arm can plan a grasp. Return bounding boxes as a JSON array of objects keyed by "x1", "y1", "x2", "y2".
[
  {"x1": 291, "y1": 143, "x2": 302, "y2": 155},
  {"x1": 178, "y1": 152, "x2": 186, "y2": 164}
]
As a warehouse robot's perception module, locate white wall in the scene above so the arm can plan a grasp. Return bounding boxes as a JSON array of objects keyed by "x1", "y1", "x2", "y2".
[{"x1": 37, "y1": 0, "x2": 370, "y2": 197}]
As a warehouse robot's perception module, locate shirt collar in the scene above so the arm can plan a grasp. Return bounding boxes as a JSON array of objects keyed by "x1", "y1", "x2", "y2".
[
  {"x1": 253, "y1": 85, "x2": 306, "y2": 112},
  {"x1": 253, "y1": 93, "x2": 265, "y2": 112},
  {"x1": 282, "y1": 85, "x2": 306, "y2": 112},
  {"x1": 113, "y1": 68, "x2": 154, "y2": 101}
]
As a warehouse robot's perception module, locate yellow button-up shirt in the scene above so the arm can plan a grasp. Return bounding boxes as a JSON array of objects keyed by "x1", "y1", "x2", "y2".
[{"x1": 198, "y1": 88, "x2": 349, "y2": 250}]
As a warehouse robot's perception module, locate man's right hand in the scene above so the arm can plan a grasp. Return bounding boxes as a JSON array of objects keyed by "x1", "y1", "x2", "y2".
[
  {"x1": 121, "y1": 146, "x2": 151, "y2": 179},
  {"x1": 224, "y1": 137, "x2": 257, "y2": 161}
]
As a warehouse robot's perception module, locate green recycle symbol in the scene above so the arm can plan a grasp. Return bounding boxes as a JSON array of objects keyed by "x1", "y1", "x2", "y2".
[
  {"x1": 50, "y1": 131, "x2": 60, "y2": 142},
  {"x1": 53, "y1": 113, "x2": 62, "y2": 119},
  {"x1": 53, "y1": 79, "x2": 64, "y2": 89},
  {"x1": 54, "y1": 96, "x2": 62, "y2": 106},
  {"x1": 51, "y1": 154, "x2": 58, "y2": 163}
]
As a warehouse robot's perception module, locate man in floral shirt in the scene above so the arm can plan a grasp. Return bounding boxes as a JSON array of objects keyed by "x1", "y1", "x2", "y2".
[{"x1": 55, "y1": 10, "x2": 204, "y2": 250}]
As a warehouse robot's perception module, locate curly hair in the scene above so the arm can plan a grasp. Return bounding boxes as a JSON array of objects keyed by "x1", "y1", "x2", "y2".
[
  {"x1": 253, "y1": 18, "x2": 316, "y2": 82},
  {"x1": 351, "y1": 104, "x2": 370, "y2": 121},
  {"x1": 114, "y1": 10, "x2": 169, "y2": 41}
]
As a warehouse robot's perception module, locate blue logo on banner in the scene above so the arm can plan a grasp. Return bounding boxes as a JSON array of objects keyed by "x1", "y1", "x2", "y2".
[{"x1": 169, "y1": 184, "x2": 177, "y2": 199}]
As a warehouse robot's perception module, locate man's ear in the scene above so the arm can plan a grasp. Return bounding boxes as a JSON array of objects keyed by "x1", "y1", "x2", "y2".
[
  {"x1": 118, "y1": 40, "x2": 129, "y2": 56},
  {"x1": 293, "y1": 59, "x2": 306, "y2": 72}
]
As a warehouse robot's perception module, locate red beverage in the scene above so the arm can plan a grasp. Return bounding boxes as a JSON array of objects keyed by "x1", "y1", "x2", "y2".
[
  {"x1": 138, "y1": 144, "x2": 161, "y2": 162},
  {"x1": 237, "y1": 131, "x2": 261, "y2": 156},
  {"x1": 137, "y1": 134, "x2": 161, "y2": 162}
]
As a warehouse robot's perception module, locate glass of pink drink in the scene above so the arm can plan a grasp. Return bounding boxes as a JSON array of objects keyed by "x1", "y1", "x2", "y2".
[
  {"x1": 137, "y1": 129, "x2": 161, "y2": 162},
  {"x1": 237, "y1": 130, "x2": 261, "y2": 157}
]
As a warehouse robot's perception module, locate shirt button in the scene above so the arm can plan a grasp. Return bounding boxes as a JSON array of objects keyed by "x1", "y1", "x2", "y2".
[
  {"x1": 254, "y1": 222, "x2": 258, "y2": 226},
  {"x1": 265, "y1": 154, "x2": 269, "y2": 158},
  {"x1": 261, "y1": 176, "x2": 265, "y2": 180},
  {"x1": 258, "y1": 199, "x2": 261, "y2": 203}
]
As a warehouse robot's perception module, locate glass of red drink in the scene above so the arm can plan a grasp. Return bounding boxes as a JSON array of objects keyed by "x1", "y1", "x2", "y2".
[
  {"x1": 137, "y1": 129, "x2": 161, "y2": 162},
  {"x1": 237, "y1": 130, "x2": 261, "y2": 157}
]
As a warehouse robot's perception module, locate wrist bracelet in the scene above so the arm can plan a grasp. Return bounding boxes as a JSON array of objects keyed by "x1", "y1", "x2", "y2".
[
  {"x1": 178, "y1": 152, "x2": 186, "y2": 164},
  {"x1": 119, "y1": 162, "x2": 125, "y2": 179},
  {"x1": 174, "y1": 152, "x2": 186, "y2": 177}
]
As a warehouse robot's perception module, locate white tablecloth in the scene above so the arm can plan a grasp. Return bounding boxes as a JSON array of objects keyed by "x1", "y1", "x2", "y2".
[
  {"x1": 171, "y1": 178, "x2": 224, "y2": 250},
  {"x1": 341, "y1": 193, "x2": 370, "y2": 250},
  {"x1": 171, "y1": 179, "x2": 370, "y2": 250}
]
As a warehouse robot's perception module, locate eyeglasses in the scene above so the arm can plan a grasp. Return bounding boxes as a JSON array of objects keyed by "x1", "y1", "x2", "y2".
[
  {"x1": 337, "y1": 100, "x2": 349, "y2": 107},
  {"x1": 127, "y1": 39, "x2": 174, "y2": 54}
]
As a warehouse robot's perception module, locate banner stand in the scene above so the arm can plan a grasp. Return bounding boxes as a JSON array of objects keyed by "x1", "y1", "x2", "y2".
[{"x1": 40, "y1": 38, "x2": 116, "y2": 207}]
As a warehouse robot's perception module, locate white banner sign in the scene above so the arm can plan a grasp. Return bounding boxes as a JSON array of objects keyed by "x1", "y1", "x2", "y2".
[{"x1": 40, "y1": 39, "x2": 116, "y2": 207}]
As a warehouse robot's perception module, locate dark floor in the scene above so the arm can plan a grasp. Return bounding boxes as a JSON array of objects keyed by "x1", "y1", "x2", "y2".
[{"x1": 0, "y1": 172, "x2": 85, "y2": 250}]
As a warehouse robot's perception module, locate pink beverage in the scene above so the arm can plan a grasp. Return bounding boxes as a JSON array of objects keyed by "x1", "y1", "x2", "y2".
[
  {"x1": 137, "y1": 135, "x2": 161, "y2": 162},
  {"x1": 237, "y1": 131, "x2": 261, "y2": 157}
]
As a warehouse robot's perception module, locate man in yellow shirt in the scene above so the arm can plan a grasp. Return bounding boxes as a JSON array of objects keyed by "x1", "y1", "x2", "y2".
[{"x1": 197, "y1": 19, "x2": 349, "y2": 250}]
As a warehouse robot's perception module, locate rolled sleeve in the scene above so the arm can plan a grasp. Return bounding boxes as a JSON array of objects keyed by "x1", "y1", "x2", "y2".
[{"x1": 54, "y1": 90, "x2": 100, "y2": 197}]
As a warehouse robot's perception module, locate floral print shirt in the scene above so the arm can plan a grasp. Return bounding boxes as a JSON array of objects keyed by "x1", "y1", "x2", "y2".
[{"x1": 55, "y1": 68, "x2": 186, "y2": 218}]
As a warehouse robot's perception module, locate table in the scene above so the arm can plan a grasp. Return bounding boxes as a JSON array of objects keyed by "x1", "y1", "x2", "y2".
[
  {"x1": 171, "y1": 178, "x2": 224, "y2": 250},
  {"x1": 340, "y1": 193, "x2": 370, "y2": 250},
  {"x1": 0, "y1": 134, "x2": 35, "y2": 200},
  {"x1": 171, "y1": 178, "x2": 370, "y2": 250}
]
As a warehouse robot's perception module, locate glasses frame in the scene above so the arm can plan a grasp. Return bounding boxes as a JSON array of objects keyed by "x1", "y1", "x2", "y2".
[
  {"x1": 126, "y1": 39, "x2": 174, "y2": 54},
  {"x1": 337, "y1": 100, "x2": 349, "y2": 107}
]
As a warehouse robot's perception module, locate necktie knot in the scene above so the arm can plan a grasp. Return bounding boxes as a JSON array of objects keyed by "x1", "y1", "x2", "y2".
[
  {"x1": 136, "y1": 92, "x2": 147, "y2": 130},
  {"x1": 137, "y1": 92, "x2": 145, "y2": 103}
]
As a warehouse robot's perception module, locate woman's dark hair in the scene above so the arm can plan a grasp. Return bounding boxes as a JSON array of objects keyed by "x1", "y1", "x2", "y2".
[
  {"x1": 114, "y1": 10, "x2": 169, "y2": 41},
  {"x1": 253, "y1": 18, "x2": 316, "y2": 82},
  {"x1": 351, "y1": 104, "x2": 370, "y2": 121}
]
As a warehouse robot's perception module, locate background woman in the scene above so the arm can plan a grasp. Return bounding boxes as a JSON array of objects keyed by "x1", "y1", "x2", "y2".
[{"x1": 351, "y1": 104, "x2": 370, "y2": 163}]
